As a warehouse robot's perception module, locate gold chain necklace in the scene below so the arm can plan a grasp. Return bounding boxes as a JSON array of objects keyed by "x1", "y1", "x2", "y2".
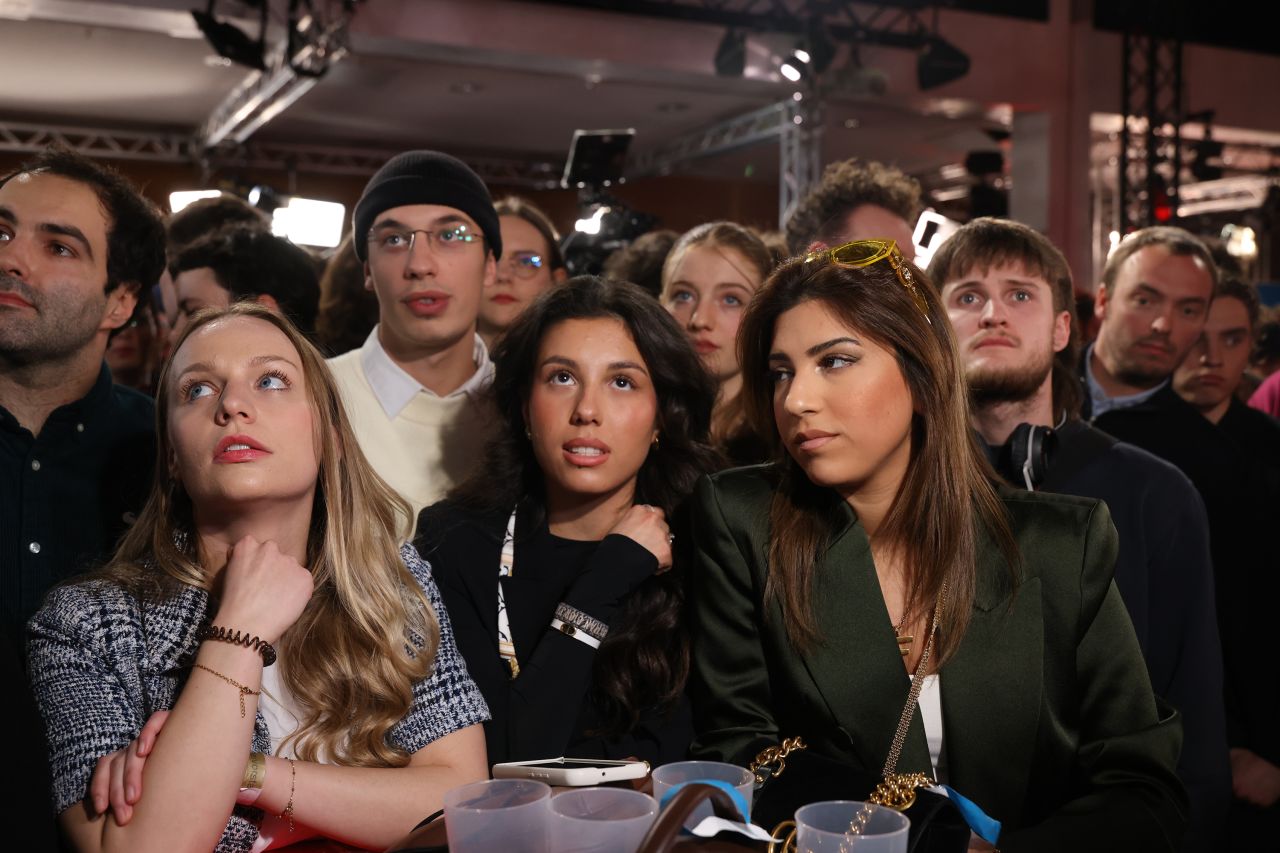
[{"x1": 893, "y1": 609, "x2": 913, "y2": 658}]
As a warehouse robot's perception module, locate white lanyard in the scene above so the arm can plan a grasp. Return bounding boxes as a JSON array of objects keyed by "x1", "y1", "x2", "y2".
[{"x1": 497, "y1": 506, "x2": 519, "y2": 679}]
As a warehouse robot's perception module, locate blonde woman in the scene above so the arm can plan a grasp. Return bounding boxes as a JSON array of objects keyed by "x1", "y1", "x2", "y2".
[
  {"x1": 28, "y1": 303, "x2": 488, "y2": 853},
  {"x1": 661, "y1": 222, "x2": 775, "y2": 464}
]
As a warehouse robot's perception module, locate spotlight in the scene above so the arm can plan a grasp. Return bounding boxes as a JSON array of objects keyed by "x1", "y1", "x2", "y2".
[
  {"x1": 168, "y1": 190, "x2": 221, "y2": 214},
  {"x1": 247, "y1": 184, "x2": 283, "y2": 212},
  {"x1": 780, "y1": 61, "x2": 803, "y2": 83},
  {"x1": 714, "y1": 28, "x2": 746, "y2": 77},
  {"x1": 917, "y1": 36, "x2": 970, "y2": 91},
  {"x1": 803, "y1": 18, "x2": 836, "y2": 75},
  {"x1": 192, "y1": 1, "x2": 267, "y2": 72},
  {"x1": 272, "y1": 197, "x2": 346, "y2": 248}
]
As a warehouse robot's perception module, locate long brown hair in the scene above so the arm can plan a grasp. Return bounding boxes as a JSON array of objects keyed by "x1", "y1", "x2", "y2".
[
  {"x1": 737, "y1": 253, "x2": 1019, "y2": 661},
  {"x1": 101, "y1": 302, "x2": 438, "y2": 766}
]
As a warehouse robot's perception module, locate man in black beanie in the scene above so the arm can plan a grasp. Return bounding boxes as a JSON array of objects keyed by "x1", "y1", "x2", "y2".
[{"x1": 328, "y1": 150, "x2": 502, "y2": 526}]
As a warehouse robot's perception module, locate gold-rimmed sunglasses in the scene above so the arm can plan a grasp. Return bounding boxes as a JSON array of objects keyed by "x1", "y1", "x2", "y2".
[{"x1": 802, "y1": 239, "x2": 932, "y2": 323}]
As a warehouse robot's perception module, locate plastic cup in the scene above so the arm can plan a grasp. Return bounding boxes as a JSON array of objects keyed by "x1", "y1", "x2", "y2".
[
  {"x1": 650, "y1": 760, "x2": 755, "y2": 827},
  {"x1": 548, "y1": 787, "x2": 659, "y2": 853},
  {"x1": 443, "y1": 778, "x2": 551, "y2": 853},
  {"x1": 794, "y1": 801, "x2": 910, "y2": 853}
]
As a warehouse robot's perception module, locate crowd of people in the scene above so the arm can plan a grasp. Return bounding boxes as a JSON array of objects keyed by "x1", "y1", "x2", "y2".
[{"x1": 1, "y1": 142, "x2": 1276, "y2": 853}]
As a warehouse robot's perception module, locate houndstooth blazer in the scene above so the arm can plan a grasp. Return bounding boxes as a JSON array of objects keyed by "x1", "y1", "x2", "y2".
[{"x1": 27, "y1": 544, "x2": 490, "y2": 853}]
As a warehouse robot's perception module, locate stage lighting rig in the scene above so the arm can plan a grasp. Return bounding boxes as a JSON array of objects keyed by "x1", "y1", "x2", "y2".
[
  {"x1": 917, "y1": 35, "x2": 970, "y2": 91},
  {"x1": 192, "y1": 0, "x2": 268, "y2": 72},
  {"x1": 714, "y1": 28, "x2": 746, "y2": 77}
]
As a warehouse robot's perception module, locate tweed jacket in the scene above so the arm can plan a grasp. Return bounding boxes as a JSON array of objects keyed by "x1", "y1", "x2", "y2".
[
  {"x1": 688, "y1": 466, "x2": 1187, "y2": 853},
  {"x1": 27, "y1": 544, "x2": 489, "y2": 853}
]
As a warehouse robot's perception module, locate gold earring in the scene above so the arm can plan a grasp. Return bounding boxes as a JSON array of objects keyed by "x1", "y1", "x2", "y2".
[{"x1": 652, "y1": 434, "x2": 660, "y2": 449}]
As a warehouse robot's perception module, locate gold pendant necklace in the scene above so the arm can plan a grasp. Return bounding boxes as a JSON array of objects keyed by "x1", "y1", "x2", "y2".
[{"x1": 894, "y1": 610, "x2": 913, "y2": 658}]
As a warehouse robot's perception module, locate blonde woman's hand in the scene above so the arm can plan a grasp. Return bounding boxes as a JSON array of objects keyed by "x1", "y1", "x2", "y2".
[
  {"x1": 213, "y1": 536, "x2": 314, "y2": 645},
  {"x1": 88, "y1": 710, "x2": 170, "y2": 825},
  {"x1": 610, "y1": 504, "x2": 673, "y2": 572}
]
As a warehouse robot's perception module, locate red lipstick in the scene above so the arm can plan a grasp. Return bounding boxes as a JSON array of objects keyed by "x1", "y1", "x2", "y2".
[{"x1": 214, "y1": 434, "x2": 270, "y2": 463}]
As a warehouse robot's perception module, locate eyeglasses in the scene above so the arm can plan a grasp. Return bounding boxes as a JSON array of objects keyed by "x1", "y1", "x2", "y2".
[
  {"x1": 803, "y1": 239, "x2": 932, "y2": 323},
  {"x1": 500, "y1": 251, "x2": 547, "y2": 279},
  {"x1": 367, "y1": 223, "x2": 479, "y2": 256}
]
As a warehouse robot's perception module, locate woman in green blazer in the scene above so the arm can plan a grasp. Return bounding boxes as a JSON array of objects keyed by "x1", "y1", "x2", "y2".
[{"x1": 687, "y1": 242, "x2": 1187, "y2": 852}]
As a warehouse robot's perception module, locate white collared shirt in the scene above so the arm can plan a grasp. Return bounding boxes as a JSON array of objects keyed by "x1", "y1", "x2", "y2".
[
  {"x1": 1084, "y1": 343, "x2": 1167, "y2": 419},
  {"x1": 358, "y1": 326, "x2": 494, "y2": 419}
]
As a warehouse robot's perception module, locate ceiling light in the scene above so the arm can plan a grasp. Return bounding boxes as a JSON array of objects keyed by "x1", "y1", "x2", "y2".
[
  {"x1": 714, "y1": 28, "x2": 746, "y2": 77},
  {"x1": 780, "y1": 62, "x2": 803, "y2": 83},
  {"x1": 247, "y1": 184, "x2": 283, "y2": 212},
  {"x1": 793, "y1": 48, "x2": 811, "y2": 64},
  {"x1": 168, "y1": 190, "x2": 221, "y2": 213},
  {"x1": 917, "y1": 36, "x2": 970, "y2": 90},
  {"x1": 272, "y1": 197, "x2": 345, "y2": 248}
]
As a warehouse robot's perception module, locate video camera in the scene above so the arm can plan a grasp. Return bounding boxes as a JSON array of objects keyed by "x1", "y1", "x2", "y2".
[{"x1": 558, "y1": 129, "x2": 656, "y2": 277}]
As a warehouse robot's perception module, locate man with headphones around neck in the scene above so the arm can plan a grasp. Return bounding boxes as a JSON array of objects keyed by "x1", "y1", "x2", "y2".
[{"x1": 930, "y1": 218, "x2": 1229, "y2": 853}]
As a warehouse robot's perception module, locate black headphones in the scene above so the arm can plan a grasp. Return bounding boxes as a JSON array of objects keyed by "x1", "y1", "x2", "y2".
[{"x1": 990, "y1": 423, "x2": 1057, "y2": 490}]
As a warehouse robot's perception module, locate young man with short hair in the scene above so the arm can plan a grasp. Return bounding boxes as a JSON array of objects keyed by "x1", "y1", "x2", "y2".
[
  {"x1": 0, "y1": 147, "x2": 165, "y2": 643},
  {"x1": 327, "y1": 150, "x2": 501, "y2": 524},
  {"x1": 784, "y1": 158, "x2": 921, "y2": 258},
  {"x1": 931, "y1": 218, "x2": 1229, "y2": 850},
  {"x1": 1, "y1": 146, "x2": 165, "y2": 844},
  {"x1": 169, "y1": 223, "x2": 321, "y2": 341},
  {"x1": 1174, "y1": 277, "x2": 1280, "y2": 834}
]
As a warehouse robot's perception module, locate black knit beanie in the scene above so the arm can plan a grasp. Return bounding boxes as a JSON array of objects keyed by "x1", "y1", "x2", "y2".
[{"x1": 352, "y1": 150, "x2": 501, "y2": 262}]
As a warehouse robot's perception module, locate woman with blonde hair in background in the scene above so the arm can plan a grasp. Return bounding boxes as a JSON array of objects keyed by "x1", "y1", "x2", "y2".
[
  {"x1": 661, "y1": 221, "x2": 775, "y2": 464},
  {"x1": 29, "y1": 302, "x2": 488, "y2": 853}
]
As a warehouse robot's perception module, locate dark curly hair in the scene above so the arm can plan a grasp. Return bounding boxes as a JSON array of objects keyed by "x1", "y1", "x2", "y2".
[
  {"x1": 172, "y1": 223, "x2": 321, "y2": 338},
  {"x1": 451, "y1": 276, "x2": 721, "y2": 733},
  {"x1": 166, "y1": 193, "x2": 270, "y2": 266},
  {"x1": 2, "y1": 147, "x2": 166, "y2": 302},
  {"x1": 784, "y1": 159, "x2": 922, "y2": 255}
]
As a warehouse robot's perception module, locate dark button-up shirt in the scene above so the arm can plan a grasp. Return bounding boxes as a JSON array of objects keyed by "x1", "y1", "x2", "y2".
[{"x1": 1, "y1": 363, "x2": 155, "y2": 649}]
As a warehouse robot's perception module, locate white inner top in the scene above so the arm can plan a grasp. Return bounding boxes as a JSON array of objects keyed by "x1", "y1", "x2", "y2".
[{"x1": 918, "y1": 673, "x2": 945, "y2": 779}]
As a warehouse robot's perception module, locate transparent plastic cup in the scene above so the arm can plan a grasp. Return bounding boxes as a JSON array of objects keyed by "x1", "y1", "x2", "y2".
[
  {"x1": 650, "y1": 760, "x2": 755, "y2": 827},
  {"x1": 794, "y1": 801, "x2": 910, "y2": 852},
  {"x1": 548, "y1": 787, "x2": 659, "y2": 853},
  {"x1": 443, "y1": 778, "x2": 551, "y2": 853}
]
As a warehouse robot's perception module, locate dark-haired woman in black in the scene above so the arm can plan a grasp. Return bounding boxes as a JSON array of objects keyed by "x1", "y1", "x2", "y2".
[{"x1": 415, "y1": 276, "x2": 720, "y2": 767}]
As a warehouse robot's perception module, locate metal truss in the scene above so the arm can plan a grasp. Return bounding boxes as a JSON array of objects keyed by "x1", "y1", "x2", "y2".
[
  {"x1": 0, "y1": 121, "x2": 562, "y2": 188},
  {"x1": 1118, "y1": 30, "x2": 1183, "y2": 232},
  {"x1": 628, "y1": 97, "x2": 822, "y2": 226},
  {"x1": 211, "y1": 141, "x2": 563, "y2": 188},
  {"x1": 628, "y1": 100, "x2": 793, "y2": 176},
  {"x1": 0, "y1": 121, "x2": 191, "y2": 163}
]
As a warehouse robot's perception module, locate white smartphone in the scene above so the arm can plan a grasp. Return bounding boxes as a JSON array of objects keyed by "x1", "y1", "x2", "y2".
[{"x1": 491, "y1": 757, "x2": 650, "y2": 786}]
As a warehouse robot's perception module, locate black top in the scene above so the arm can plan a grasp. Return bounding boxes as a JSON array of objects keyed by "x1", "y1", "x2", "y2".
[
  {"x1": 414, "y1": 499, "x2": 693, "y2": 769},
  {"x1": 1039, "y1": 419, "x2": 1229, "y2": 851},
  {"x1": 1213, "y1": 399, "x2": 1280, "y2": 770},
  {"x1": 0, "y1": 364, "x2": 155, "y2": 650}
]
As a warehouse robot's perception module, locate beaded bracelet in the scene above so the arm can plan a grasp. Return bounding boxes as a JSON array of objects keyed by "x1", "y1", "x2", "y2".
[{"x1": 203, "y1": 625, "x2": 277, "y2": 666}]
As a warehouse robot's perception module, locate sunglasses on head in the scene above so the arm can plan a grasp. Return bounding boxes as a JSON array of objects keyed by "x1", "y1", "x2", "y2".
[{"x1": 803, "y1": 239, "x2": 931, "y2": 323}]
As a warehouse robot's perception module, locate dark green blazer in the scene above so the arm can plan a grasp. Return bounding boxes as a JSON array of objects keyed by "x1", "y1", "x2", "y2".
[{"x1": 688, "y1": 466, "x2": 1187, "y2": 852}]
